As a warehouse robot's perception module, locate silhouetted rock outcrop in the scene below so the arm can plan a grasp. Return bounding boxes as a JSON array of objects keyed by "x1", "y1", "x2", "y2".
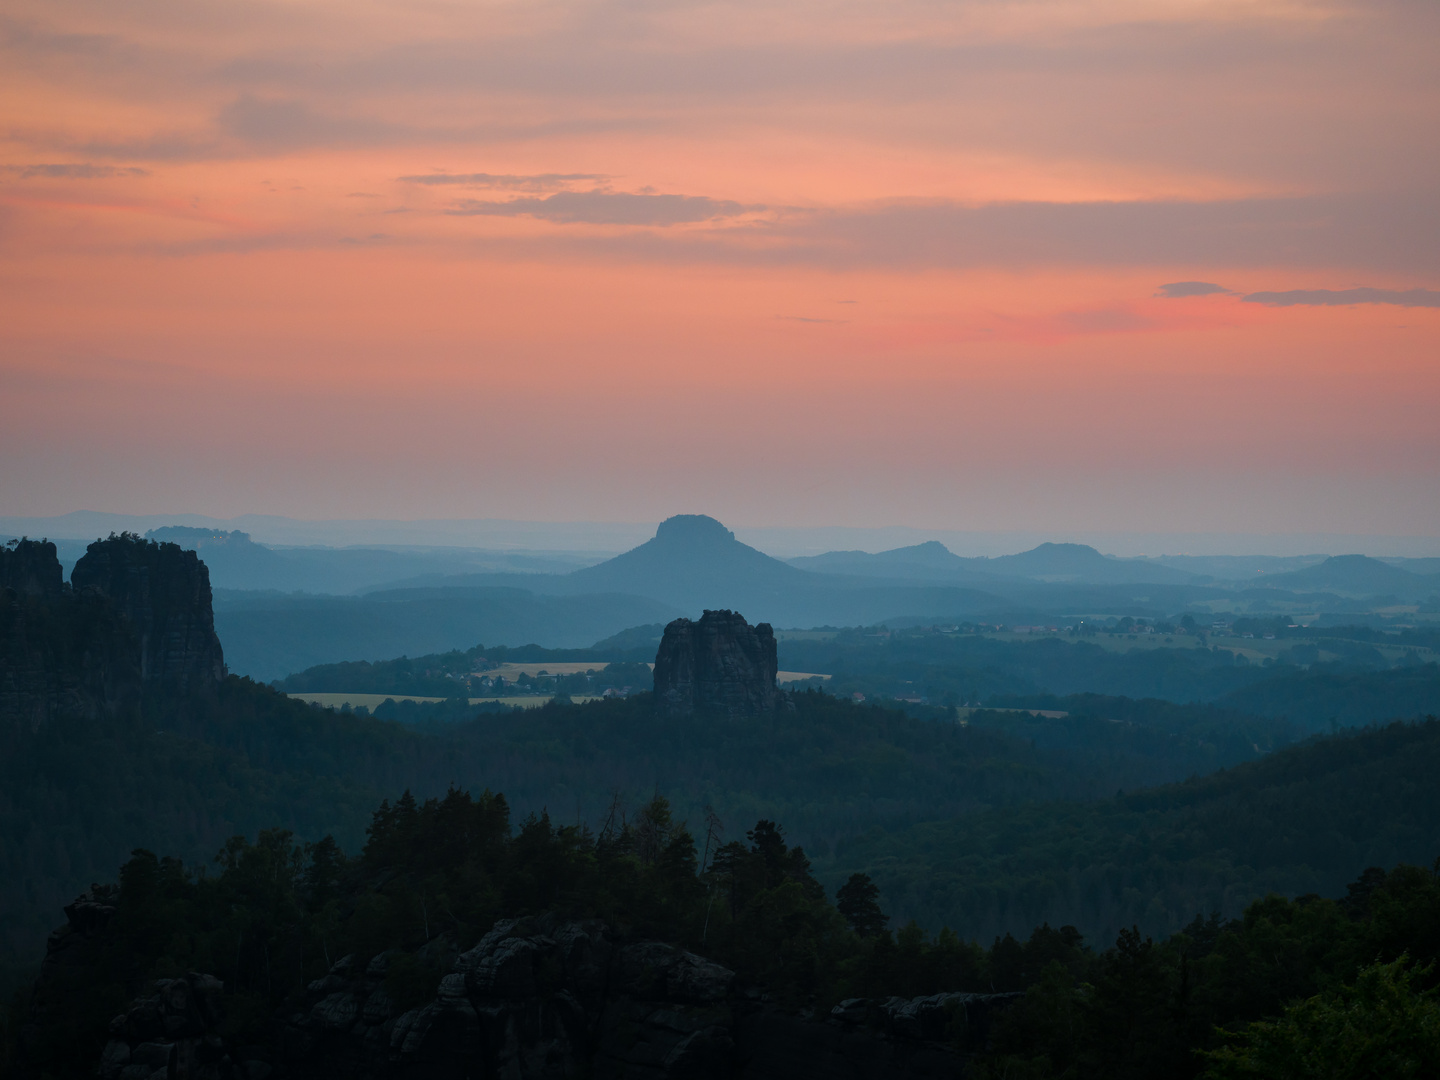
[
  {"x1": 653, "y1": 609, "x2": 780, "y2": 718},
  {"x1": 1, "y1": 535, "x2": 224, "y2": 731},
  {"x1": 72, "y1": 534, "x2": 224, "y2": 688},
  {"x1": 51, "y1": 914, "x2": 1016, "y2": 1080},
  {"x1": 0, "y1": 539, "x2": 64, "y2": 599},
  {"x1": 0, "y1": 544, "x2": 142, "y2": 732}
]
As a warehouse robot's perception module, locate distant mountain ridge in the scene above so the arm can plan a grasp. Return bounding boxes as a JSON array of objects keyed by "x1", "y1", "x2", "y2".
[
  {"x1": 32, "y1": 514, "x2": 1440, "y2": 682},
  {"x1": 1261, "y1": 554, "x2": 1439, "y2": 599},
  {"x1": 790, "y1": 538, "x2": 1197, "y2": 586},
  {"x1": 788, "y1": 541, "x2": 977, "y2": 581}
]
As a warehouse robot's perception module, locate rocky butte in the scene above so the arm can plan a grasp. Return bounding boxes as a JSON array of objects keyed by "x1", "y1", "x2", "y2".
[
  {"x1": 71, "y1": 534, "x2": 225, "y2": 688},
  {"x1": 652, "y1": 609, "x2": 780, "y2": 719},
  {"x1": 0, "y1": 534, "x2": 224, "y2": 730}
]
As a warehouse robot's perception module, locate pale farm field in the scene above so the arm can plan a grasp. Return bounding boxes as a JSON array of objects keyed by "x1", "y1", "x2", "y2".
[
  {"x1": 477, "y1": 662, "x2": 830, "y2": 683},
  {"x1": 290, "y1": 692, "x2": 605, "y2": 711}
]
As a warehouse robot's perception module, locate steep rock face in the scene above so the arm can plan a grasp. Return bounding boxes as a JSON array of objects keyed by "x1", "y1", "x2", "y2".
[
  {"x1": 0, "y1": 545, "x2": 142, "y2": 732},
  {"x1": 653, "y1": 609, "x2": 779, "y2": 718},
  {"x1": 71, "y1": 535, "x2": 224, "y2": 688},
  {"x1": 63, "y1": 914, "x2": 1016, "y2": 1080},
  {"x1": 0, "y1": 539, "x2": 64, "y2": 599}
]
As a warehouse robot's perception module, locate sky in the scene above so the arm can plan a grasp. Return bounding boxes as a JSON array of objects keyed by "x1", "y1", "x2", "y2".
[{"x1": 2, "y1": 0, "x2": 1437, "y2": 537}]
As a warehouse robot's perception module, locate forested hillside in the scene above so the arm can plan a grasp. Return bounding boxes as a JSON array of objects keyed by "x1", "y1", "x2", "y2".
[
  {"x1": 2, "y1": 675, "x2": 1297, "y2": 991},
  {"x1": 10, "y1": 784, "x2": 1440, "y2": 1080},
  {"x1": 214, "y1": 588, "x2": 677, "y2": 681},
  {"x1": 272, "y1": 637, "x2": 659, "y2": 697},
  {"x1": 844, "y1": 718, "x2": 1440, "y2": 945},
  {"x1": 778, "y1": 627, "x2": 1440, "y2": 729}
]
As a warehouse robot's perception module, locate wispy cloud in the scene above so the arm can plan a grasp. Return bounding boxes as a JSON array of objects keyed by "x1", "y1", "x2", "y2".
[
  {"x1": 398, "y1": 172, "x2": 608, "y2": 192},
  {"x1": 1242, "y1": 287, "x2": 1440, "y2": 309},
  {"x1": 723, "y1": 193, "x2": 1440, "y2": 274},
  {"x1": 216, "y1": 96, "x2": 402, "y2": 150},
  {"x1": 1156, "y1": 281, "x2": 1232, "y2": 298},
  {"x1": 446, "y1": 189, "x2": 754, "y2": 226},
  {"x1": 4, "y1": 163, "x2": 148, "y2": 179}
]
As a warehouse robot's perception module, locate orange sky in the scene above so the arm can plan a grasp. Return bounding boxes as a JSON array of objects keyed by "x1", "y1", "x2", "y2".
[{"x1": 2, "y1": 0, "x2": 1437, "y2": 534}]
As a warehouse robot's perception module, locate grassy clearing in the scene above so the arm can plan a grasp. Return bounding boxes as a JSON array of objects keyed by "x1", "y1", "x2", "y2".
[
  {"x1": 289, "y1": 692, "x2": 604, "y2": 710},
  {"x1": 477, "y1": 661, "x2": 831, "y2": 685},
  {"x1": 777, "y1": 670, "x2": 830, "y2": 682},
  {"x1": 473, "y1": 662, "x2": 646, "y2": 680}
]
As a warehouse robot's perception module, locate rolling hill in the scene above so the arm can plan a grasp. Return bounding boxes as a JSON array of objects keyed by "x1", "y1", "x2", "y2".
[
  {"x1": 1262, "y1": 553, "x2": 1437, "y2": 599},
  {"x1": 214, "y1": 587, "x2": 679, "y2": 682},
  {"x1": 844, "y1": 717, "x2": 1440, "y2": 946}
]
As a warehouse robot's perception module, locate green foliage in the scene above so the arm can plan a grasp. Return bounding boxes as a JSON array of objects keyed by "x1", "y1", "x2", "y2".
[
  {"x1": 23, "y1": 794, "x2": 1440, "y2": 1080},
  {"x1": 1203, "y1": 956, "x2": 1440, "y2": 1079},
  {"x1": 10, "y1": 660, "x2": 1440, "y2": 995},
  {"x1": 980, "y1": 861, "x2": 1440, "y2": 1080},
  {"x1": 836, "y1": 873, "x2": 888, "y2": 938}
]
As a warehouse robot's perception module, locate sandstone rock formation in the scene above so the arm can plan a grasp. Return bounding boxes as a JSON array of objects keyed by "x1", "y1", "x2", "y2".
[
  {"x1": 1, "y1": 535, "x2": 224, "y2": 732},
  {"x1": 57, "y1": 912, "x2": 1018, "y2": 1080},
  {"x1": 0, "y1": 539, "x2": 64, "y2": 599},
  {"x1": 653, "y1": 609, "x2": 780, "y2": 718},
  {"x1": 1, "y1": 546, "x2": 142, "y2": 732},
  {"x1": 72, "y1": 534, "x2": 225, "y2": 688}
]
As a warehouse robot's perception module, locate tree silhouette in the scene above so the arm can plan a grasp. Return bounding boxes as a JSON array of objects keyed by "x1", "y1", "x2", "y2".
[{"x1": 836, "y1": 872, "x2": 888, "y2": 938}]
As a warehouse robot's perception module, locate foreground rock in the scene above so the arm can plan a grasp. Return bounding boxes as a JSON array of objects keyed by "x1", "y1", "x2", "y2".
[
  {"x1": 67, "y1": 913, "x2": 1018, "y2": 1079},
  {"x1": 653, "y1": 610, "x2": 780, "y2": 719}
]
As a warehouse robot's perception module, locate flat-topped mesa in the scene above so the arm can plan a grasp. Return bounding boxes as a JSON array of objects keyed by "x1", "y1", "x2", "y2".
[
  {"x1": 71, "y1": 534, "x2": 225, "y2": 688},
  {"x1": 653, "y1": 609, "x2": 779, "y2": 718}
]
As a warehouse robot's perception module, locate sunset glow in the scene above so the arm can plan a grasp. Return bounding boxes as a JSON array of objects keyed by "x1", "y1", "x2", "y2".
[{"x1": 3, "y1": 0, "x2": 1437, "y2": 533}]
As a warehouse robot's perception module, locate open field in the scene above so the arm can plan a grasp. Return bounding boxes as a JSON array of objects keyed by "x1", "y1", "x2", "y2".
[
  {"x1": 778, "y1": 671, "x2": 831, "y2": 683},
  {"x1": 490, "y1": 695, "x2": 605, "y2": 709},
  {"x1": 475, "y1": 662, "x2": 629, "y2": 680},
  {"x1": 476, "y1": 662, "x2": 831, "y2": 684},
  {"x1": 289, "y1": 692, "x2": 605, "y2": 710}
]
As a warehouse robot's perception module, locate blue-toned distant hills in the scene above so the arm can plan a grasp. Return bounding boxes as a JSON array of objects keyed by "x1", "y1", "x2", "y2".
[
  {"x1": 187, "y1": 517, "x2": 1440, "y2": 679},
  {"x1": 10, "y1": 514, "x2": 1434, "y2": 681}
]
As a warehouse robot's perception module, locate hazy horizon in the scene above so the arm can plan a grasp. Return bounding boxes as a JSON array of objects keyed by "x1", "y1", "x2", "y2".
[{"x1": 5, "y1": 509, "x2": 1440, "y2": 559}]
